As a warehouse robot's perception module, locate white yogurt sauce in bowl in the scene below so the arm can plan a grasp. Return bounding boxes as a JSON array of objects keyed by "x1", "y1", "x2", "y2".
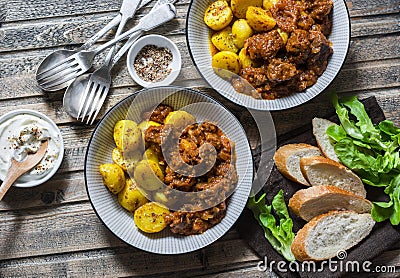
[{"x1": 0, "y1": 110, "x2": 64, "y2": 187}]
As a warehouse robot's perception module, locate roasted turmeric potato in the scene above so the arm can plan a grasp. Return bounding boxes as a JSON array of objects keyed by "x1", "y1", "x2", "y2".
[
  {"x1": 204, "y1": 0, "x2": 233, "y2": 31},
  {"x1": 164, "y1": 111, "x2": 196, "y2": 131},
  {"x1": 232, "y1": 19, "x2": 254, "y2": 49},
  {"x1": 134, "y1": 159, "x2": 164, "y2": 191},
  {"x1": 143, "y1": 147, "x2": 160, "y2": 163},
  {"x1": 231, "y1": 0, "x2": 262, "y2": 19},
  {"x1": 246, "y1": 6, "x2": 276, "y2": 32},
  {"x1": 118, "y1": 178, "x2": 148, "y2": 212},
  {"x1": 238, "y1": 48, "x2": 259, "y2": 69},
  {"x1": 276, "y1": 27, "x2": 289, "y2": 44},
  {"x1": 99, "y1": 163, "x2": 126, "y2": 194},
  {"x1": 113, "y1": 120, "x2": 142, "y2": 153},
  {"x1": 212, "y1": 51, "x2": 241, "y2": 78},
  {"x1": 263, "y1": 0, "x2": 278, "y2": 10},
  {"x1": 211, "y1": 27, "x2": 238, "y2": 53},
  {"x1": 134, "y1": 202, "x2": 170, "y2": 233},
  {"x1": 112, "y1": 148, "x2": 142, "y2": 172}
]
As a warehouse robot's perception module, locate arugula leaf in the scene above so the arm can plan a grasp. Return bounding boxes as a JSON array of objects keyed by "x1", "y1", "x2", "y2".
[
  {"x1": 330, "y1": 94, "x2": 400, "y2": 225},
  {"x1": 248, "y1": 190, "x2": 295, "y2": 261}
]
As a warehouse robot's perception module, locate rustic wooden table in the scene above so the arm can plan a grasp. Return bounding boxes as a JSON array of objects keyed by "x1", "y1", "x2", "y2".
[{"x1": 0, "y1": 0, "x2": 399, "y2": 277}]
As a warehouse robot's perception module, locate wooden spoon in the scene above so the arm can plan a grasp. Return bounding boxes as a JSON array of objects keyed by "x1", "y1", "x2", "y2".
[{"x1": 0, "y1": 140, "x2": 49, "y2": 201}]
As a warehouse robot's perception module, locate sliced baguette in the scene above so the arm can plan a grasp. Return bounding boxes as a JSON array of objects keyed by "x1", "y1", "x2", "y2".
[
  {"x1": 312, "y1": 118, "x2": 340, "y2": 162},
  {"x1": 274, "y1": 144, "x2": 322, "y2": 186},
  {"x1": 291, "y1": 211, "x2": 375, "y2": 261},
  {"x1": 289, "y1": 185, "x2": 372, "y2": 221},
  {"x1": 300, "y1": 156, "x2": 367, "y2": 198}
]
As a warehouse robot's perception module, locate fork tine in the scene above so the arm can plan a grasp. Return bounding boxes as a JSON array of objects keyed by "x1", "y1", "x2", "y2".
[
  {"x1": 80, "y1": 82, "x2": 99, "y2": 121},
  {"x1": 89, "y1": 86, "x2": 110, "y2": 125},
  {"x1": 39, "y1": 64, "x2": 79, "y2": 86},
  {"x1": 41, "y1": 69, "x2": 81, "y2": 91},
  {"x1": 86, "y1": 85, "x2": 105, "y2": 124},
  {"x1": 37, "y1": 55, "x2": 76, "y2": 79},
  {"x1": 77, "y1": 77, "x2": 93, "y2": 120}
]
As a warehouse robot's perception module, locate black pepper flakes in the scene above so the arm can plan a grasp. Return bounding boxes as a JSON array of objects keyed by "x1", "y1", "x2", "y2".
[{"x1": 134, "y1": 45, "x2": 173, "y2": 83}]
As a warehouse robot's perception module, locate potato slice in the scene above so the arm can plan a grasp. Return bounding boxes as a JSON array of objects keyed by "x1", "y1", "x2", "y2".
[
  {"x1": 112, "y1": 148, "x2": 142, "y2": 172},
  {"x1": 204, "y1": 0, "x2": 233, "y2": 31},
  {"x1": 118, "y1": 178, "x2": 148, "y2": 212},
  {"x1": 238, "y1": 48, "x2": 259, "y2": 69},
  {"x1": 134, "y1": 202, "x2": 170, "y2": 233},
  {"x1": 277, "y1": 27, "x2": 289, "y2": 44},
  {"x1": 134, "y1": 160, "x2": 164, "y2": 191},
  {"x1": 211, "y1": 27, "x2": 238, "y2": 53},
  {"x1": 246, "y1": 6, "x2": 276, "y2": 32},
  {"x1": 263, "y1": 0, "x2": 278, "y2": 10},
  {"x1": 164, "y1": 111, "x2": 196, "y2": 131},
  {"x1": 232, "y1": 19, "x2": 254, "y2": 49},
  {"x1": 212, "y1": 51, "x2": 241, "y2": 78},
  {"x1": 231, "y1": 0, "x2": 262, "y2": 19},
  {"x1": 99, "y1": 163, "x2": 125, "y2": 194},
  {"x1": 114, "y1": 120, "x2": 142, "y2": 153},
  {"x1": 143, "y1": 147, "x2": 160, "y2": 163}
]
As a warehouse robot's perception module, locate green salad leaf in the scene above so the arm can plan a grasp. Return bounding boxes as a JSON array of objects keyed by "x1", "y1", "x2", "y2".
[
  {"x1": 247, "y1": 190, "x2": 295, "y2": 261},
  {"x1": 329, "y1": 94, "x2": 400, "y2": 225}
]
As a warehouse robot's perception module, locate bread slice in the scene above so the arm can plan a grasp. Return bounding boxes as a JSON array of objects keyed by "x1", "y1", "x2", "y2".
[
  {"x1": 291, "y1": 211, "x2": 375, "y2": 261},
  {"x1": 312, "y1": 118, "x2": 340, "y2": 162},
  {"x1": 274, "y1": 144, "x2": 322, "y2": 186},
  {"x1": 289, "y1": 185, "x2": 372, "y2": 221},
  {"x1": 300, "y1": 156, "x2": 366, "y2": 198}
]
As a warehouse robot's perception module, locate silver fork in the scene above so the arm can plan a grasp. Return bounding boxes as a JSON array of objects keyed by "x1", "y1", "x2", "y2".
[
  {"x1": 35, "y1": 0, "x2": 153, "y2": 92},
  {"x1": 78, "y1": 0, "x2": 178, "y2": 124},
  {"x1": 36, "y1": 1, "x2": 174, "y2": 92}
]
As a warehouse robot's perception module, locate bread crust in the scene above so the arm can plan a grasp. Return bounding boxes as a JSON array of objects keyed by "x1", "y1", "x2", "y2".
[
  {"x1": 291, "y1": 212, "x2": 331, "y2": 261},
  {"x1": 288, "y1": 185, "x2": 372, "y2": 221},
  {"x1": 299, "y1": 156, "x2": 366, "y2": 197},
  {"x1": 273, "y1": 144, "x2": 321, "y2": 185}
]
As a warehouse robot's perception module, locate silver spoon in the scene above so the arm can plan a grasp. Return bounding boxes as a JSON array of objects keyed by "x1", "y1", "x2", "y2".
[
  {"x1": 35, "y1": 0, "x2": 152, "y2": 92},
  {"x1": 63, "y1": 1, "x2": 177, "y2": 120}
]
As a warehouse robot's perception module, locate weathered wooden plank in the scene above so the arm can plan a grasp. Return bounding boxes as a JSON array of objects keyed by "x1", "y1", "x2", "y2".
[
  {"x1": 346, "y1": 0, "x2": 400, "y2": 17},
  {"x1": 351, "y1": 13, "x2": 400, "y2": 38},
  {"x1": 0, "y1": 9, "x2": 398, "y2": 53},
  {"x1": 0, "y1": 0, "x2": 191, "y2": 23},
  {"x1": 0, "y1": 6, "x2": 188, "y2": 53},
  {"x1": 0, "y1": 171, "x2": 87, "y2": 212},
  {"x1": 0, "y1": 0, "x2": 398, "y2": 24},
  {"x1": 0, "y1": 200, "x2": 242, "y2": 260},
  {"x1": 271, "y1": 87, "x2": 400, "y2": 137},
  {"x1": 0, "y1": 239, "x2": 258, "y2": 277}
]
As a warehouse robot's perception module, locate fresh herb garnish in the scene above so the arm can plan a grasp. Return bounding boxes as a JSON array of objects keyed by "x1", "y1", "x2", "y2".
[
  {"x1": 327, "y1": 94, "x2": 400, "y2": 225},
  {"x1": 247, "y1": 190, "x2": 295, "y2": 261}
]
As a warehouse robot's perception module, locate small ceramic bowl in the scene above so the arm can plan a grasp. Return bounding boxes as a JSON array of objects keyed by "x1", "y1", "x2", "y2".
[
  {"x1": 127, "y1": 35, "x2": 182, "y2": 88},
  {"x1": 0, "y1": 109, "x2": 64, "y2": 187}
]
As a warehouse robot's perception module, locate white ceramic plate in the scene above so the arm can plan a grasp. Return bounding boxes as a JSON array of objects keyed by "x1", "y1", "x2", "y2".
[
  {"x1": 0, "y1": 109, "x2": 64, "y2": 187},
  {"x1": 186, "y1": 0, "x2": 351, "y2": 110},
  {"x1": 85, "y1": 86, "x2": 254, "y2": 254}
]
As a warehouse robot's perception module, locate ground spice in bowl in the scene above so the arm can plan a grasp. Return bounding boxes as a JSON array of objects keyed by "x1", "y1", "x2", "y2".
[{"x1": 133, "y1": 45, "x2": 173, "y2": 83}]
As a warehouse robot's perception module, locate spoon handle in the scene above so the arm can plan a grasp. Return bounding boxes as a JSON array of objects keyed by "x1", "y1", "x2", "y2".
[
  {"x1": 110, "y1": 0, "x2": 178, "y2": 67},
  {"x1": 79, "y1": 0, "x2": 153, "y2": 51},
  {"x1": 0, "y1": 160, "x2": 25, "y2": 201},
  {"x1": 79, "y1": 14, "x2": 122, "y2": 51},
  {"x1": 111, "y1": 31, "x2": 143, "y2": 67},
  {"x1": 93, "y1": 3, "x2": 176, "y2": 55}
]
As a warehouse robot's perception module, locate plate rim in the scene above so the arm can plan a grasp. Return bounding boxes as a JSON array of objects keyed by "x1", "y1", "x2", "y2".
[{"x1": 84, "y1": 85, "x2": 255, "y2": 254}]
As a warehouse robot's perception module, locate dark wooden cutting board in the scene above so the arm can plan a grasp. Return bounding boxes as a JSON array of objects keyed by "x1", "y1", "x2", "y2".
[{"x1": 237, "y1": 96, "x2": 400, "y2": 278}]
